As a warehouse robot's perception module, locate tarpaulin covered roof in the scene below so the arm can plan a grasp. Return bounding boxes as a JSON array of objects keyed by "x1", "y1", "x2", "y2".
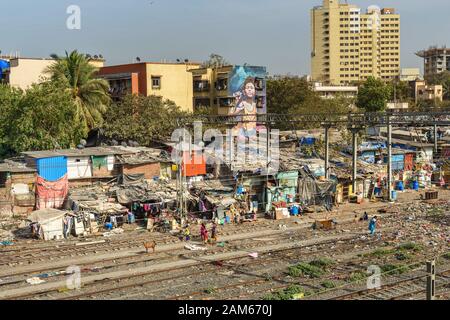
[{"x1": 28, "y1": 208, "x2": 66, "y2": 224}]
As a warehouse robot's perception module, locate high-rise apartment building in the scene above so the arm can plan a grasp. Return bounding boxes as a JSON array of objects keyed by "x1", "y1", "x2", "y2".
[{"x1": 311, "y1": 0, "x2": 400, "y2": 85}]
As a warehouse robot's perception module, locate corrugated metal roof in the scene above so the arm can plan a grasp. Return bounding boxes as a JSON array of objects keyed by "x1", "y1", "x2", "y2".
[
  {"x1": 22, "y1": 147, "x2": 133, "y2": 159},
  {"x1": 0, "y1": 161, "x2": 36, "y2": 173}
]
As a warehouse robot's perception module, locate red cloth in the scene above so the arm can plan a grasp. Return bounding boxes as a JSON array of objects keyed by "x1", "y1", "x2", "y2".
[{"x1": 36, "y1": 174, "x2": 69, "y2": 209}]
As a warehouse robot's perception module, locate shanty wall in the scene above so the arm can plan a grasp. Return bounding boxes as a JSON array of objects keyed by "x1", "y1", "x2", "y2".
[
  {"x1": 0, "y1": 172, "x2": 36, "y2": 215},
  {"x1": 122, "y1": 162, "x2": 161, "y2": 180}
]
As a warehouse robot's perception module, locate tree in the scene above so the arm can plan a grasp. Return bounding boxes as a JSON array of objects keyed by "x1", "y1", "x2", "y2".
[
  {"x1": 0, "y1": 85, "x2": 22, "y2": 156},
  {"x1": 389, "y1": 80, "x2": 411, "y2": 102},
  {"x1": 356, "y1": 77, "x2": 392, "y2": 112},
  {"x1": 6, "y1": 82, "x2": 85, "y2": 153},
  {"x1": 202, "y1": 54, "x2": 230, "y2": 69},
  {"x1": 266, "y1": 76, "x2": 353, "y2": 129},
  {"x1": 102, "y1": 94, "x2": 188, "y2": 145},
  {"x1": 266, "y1": 77, "x2": 316, "y2": 114},
  {"x1": 45, "y1": 50, "x2": 110, "y2": 135}
]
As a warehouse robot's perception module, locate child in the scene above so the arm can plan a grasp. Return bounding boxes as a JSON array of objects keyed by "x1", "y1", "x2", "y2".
[
  {"x1": 184, "y1": 226, "x2": 191, "y2": 242},
  {"x1": 211, "y1": 222, "x2": 217, "y2": 243},
  {"x1": 200, "y1": 223, "x2": 209, "y2": 244}
]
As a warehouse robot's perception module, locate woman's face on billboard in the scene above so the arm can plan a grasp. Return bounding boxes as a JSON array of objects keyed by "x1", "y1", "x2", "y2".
[{"x1": 244, "y1": 82, "x2": 256, "y2": 98}]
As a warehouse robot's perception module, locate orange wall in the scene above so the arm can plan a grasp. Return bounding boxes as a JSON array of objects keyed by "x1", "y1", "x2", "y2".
[{"x1": 98, "y1": 63, "x2": 148, "y2": 95}]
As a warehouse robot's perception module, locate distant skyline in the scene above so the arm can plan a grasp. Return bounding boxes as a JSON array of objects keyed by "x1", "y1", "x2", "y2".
[{"x1": 1, "y1": 0, "x2": 449, "y2": 75}]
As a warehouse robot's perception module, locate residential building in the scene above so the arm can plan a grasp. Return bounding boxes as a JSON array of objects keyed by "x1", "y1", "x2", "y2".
[
  {"x1": 98, "y1": 62, "x2": 201, "y2": 112},
  {"x1": 311, "y1": 0, "x2": 400, "y2": 85},
  {"x1": 0, "y1": 55, "x2": 105, "y2": 90},
  {"x1": 400, "y1": 68, "x2": 421, "y2": 82},
  {"x1": 312, "y1": 82, "x2": 358, "y2": 99},
  {"x1": 416, "y1": 46, "x2": 450, "y2": 78},
  {"x1": 414, "y1": 80, "x2": 443, "y2": 103},
  {"x1": 191, "y1": 65, "x2": 267, "y2": 115}
]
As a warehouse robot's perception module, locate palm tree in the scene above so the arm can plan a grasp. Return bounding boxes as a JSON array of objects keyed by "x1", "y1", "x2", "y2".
[{"x1": 45, "y1": 50, "x2": 110, "y2": 134}]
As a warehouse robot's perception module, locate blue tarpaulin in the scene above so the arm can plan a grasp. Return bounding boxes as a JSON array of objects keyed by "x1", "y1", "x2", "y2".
[
  {"x1": 0, "y1": 60, "x2": 10, "y2": 78},
  {"x1": 36, "y1": 156, "x2": 68, "y2": 182}
]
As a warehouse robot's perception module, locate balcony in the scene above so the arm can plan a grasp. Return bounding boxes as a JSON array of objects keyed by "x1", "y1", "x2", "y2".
[{"x1": 193, "y1": 80, "x2": 210, "y2": 92}]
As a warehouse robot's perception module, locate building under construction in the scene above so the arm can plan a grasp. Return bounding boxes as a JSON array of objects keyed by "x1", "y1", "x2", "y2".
[{"x1": 416, "y1": 46, "x2": 450, "y2": 78}]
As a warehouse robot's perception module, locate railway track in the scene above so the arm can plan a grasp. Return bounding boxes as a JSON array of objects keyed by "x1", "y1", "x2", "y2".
[
  {"x1": 7, "y1": 233, "x2": 369, "y2": 300},
  {"x1": 332, "y1": 267, "x2": 450, "y2": 300}
]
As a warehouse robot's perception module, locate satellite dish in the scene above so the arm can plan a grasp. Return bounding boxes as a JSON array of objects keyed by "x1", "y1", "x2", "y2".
[
  {"x1": 184, "y1": 59, "x2": 189, "y2": 63},
  {"x1": 176, "y1": 59, "x2": 181, "y2": 63},
  {"x1": 99, "y1": 54, "x2": 103, "y2": 59},
  {"x1": 94, "y1": 55, "x2": 99, "y2": 59},
  {"x1": 86, "y1": 54, "x2": 91, "y2": 58},
  {"x1": 136, "y1": 57, "x2": 141, "y2": 62}
]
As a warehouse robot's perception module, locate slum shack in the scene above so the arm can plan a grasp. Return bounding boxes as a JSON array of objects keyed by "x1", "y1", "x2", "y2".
[
  {"x1": 0, "y1": 161, "x2": 37, "y2": 216},
  {"x1": 22, "y1": 147, "x2": 129, "y2": 188},
  {"x1": 114, "y1": 146, "x2": 175, "y2": 181},
  {"x1": 28, "y1": 208, "x2": 66, "y2": 240},
  {"x1": 189, "y1": 179, "x2": 236, "y2": 221}
]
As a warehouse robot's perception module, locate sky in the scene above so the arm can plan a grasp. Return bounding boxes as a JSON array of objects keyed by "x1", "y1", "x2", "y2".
[{"x1": 1, "y1": 0, "x2": 449, "y2": 75}]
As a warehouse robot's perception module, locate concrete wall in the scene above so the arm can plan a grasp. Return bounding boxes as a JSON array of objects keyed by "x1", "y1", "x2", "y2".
[
  {"x1": 8, "y1": 58, "x2": 54, "y2": 90},
  {"x1": 146, "y1": 63, "x2": 200, "y2": 112}
]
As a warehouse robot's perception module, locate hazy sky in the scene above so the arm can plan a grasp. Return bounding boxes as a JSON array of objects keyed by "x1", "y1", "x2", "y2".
[{"x1": 1, "y1": 0, "x2": 449, "y2": 75}]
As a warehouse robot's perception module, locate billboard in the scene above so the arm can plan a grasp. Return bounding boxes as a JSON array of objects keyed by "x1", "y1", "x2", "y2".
[{"x1": 227, "y1": 66, "x2": 267, "y2": 136}]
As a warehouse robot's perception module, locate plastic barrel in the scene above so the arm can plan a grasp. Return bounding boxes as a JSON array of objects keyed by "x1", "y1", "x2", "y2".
[
  {"x1": 396, "y1": 181, "x2": 404, "y2": 191},
  {"x1": 290, "y1": 206, "x2": 299, "y2": 216},
  {"x1": 412, "y1": 181, "x2": 419, "y2": 191}
]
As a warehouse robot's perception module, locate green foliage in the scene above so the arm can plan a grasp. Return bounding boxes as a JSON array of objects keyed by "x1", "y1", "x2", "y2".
[
  {"x1": 321, "y1": 280, "x2": 336, "y2": 289},
  {"x1": 395, "y1": 252, "x2": 412, "y2": 261},
  {"x1": 7, "y1": 82, "x2": 84, "y2": 153},
  {"x1": 443, "y1": 253, "x2": 450, "y2": 260},
  {"x1": 347, "y1": 271, "x2": 366, "y2": 283},
  {"x1": 356, "y1": 77, "x2": 392, "y2": 112},
  {"x1": 204, "y1": 287, "x2": 216, "y2": 294},
  {"x1": 102, "y1": 94, "x2": 188, "y2": 145},
  {"x1": 263, "y1": 285, "x2": 307, "y2": 300},
  {"x1": 266, "y1": 77, "x2": 352, "y2": 129},
  {"x1": 380, "y1": 264, "x2": 410, "y2": 275},
  {"x1": 45, "y1": 50, "x2": 110, "y2": 134},
  {"x1": 397, "y1": 242, "x2": 423, "y2": 252},
  {"x1": 389, "y1": 80, "x2": 412, "y2": 102},
  {"x1": 309, "y1": 258, "x2": 335, "y2": 268},
  {"x1": 288, "y1": 262, "x2": 325, "y2": 278},
  {"x1": 0, "y1": 85, "x2": 22, "y2": 156},
  {"x1": 365, "y1": 248, "x2": 395, "y2": 257}
]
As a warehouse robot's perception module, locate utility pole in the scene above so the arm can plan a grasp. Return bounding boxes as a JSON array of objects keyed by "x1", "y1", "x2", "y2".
[
  {"x1": 351, "y1": 128, "x2": 358, "y2": 194},
  {"x1": 324, "y1": 125, "x2": 330, "y2": 180},
  {"x1": 434, "y1": 124, "x2": 438, "y2": 154},
  {"x1": 387, "y1": 113, "x2": 393, "y2": 202},
  {"x1": 426, "y1": 260, "x2": 436, "y2": 300}
]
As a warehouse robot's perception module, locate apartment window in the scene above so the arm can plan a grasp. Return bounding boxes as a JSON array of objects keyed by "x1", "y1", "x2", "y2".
[
  {"x1": 151, "y1": 76, "x2": 161, "y2": 89},
  {"x1": 219, "y1": 97, "x2": 234, "y2": 107},
  {"x1": 215, "y1": 78, "x2": 228, "y2": 91},
  {"x1": 193, "y1": 80, "x2": 210, "y2": 92},
  {"x1": 194, "y1": 98, "x2": 211, "y2": 108}
]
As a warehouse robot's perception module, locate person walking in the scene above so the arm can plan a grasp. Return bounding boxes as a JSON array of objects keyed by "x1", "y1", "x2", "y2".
[
  {"x1": 368, "y1": 216, "x2": 378, "y2": 236},
  {"x1": 211, "y1": 222, "x2": 217, "y2": 243},
  {"x1": 200, "y1": 223, "x2": 209, "y2": 244}
]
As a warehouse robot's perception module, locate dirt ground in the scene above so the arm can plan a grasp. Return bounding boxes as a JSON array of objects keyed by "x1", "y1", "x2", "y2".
[{"x1": 0, "y1": 188, "x2": 449, "y2": 300}]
